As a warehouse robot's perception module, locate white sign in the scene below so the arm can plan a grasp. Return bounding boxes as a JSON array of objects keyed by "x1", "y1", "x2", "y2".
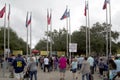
[
  {"x1": 5, "y1": 48, "x2": 10, "y2": 54},
  {"x1": 69, "y1": 43, "x2": 77, "y2": 52}
]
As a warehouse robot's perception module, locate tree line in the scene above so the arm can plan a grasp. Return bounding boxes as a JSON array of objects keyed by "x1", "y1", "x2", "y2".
[{"x1": 0, "y1": 22, "x2": 120, "y2": 56}]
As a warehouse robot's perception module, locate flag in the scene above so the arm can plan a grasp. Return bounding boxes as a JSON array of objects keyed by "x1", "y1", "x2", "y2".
[
  {"x1": 47, "y1": 11, "x2": 51, "y2": 25},
  {"x1": 0, "y1": 5, "x2": 6, "y2": 18},
  {"x1": 25, "y1": 12, "x2": 28, "y2": 27},
  {"x1": 27, "y1": 13, "x2": 32, "y2": 26},
  {"x1": 84, "y1": 2, "x2": 88, "y2": 16},
  {"x1": 8, "y1": 4, "x2": 10, "y2": 20},
  {"x1": 60, "y1": 9, "x2": 69, "y2": 20},
  {"x1": 103, "y1": 0, "x2": 109, "y2": 10}
]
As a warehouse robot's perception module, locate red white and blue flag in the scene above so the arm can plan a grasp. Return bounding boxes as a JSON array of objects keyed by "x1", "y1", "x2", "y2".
[
  {"x1": 103, "y1": 0, "x2": 109, "y2": 10},
  {"x1": 84, "y1": 2, "x2": 88, "y2": 16},
  {"x1": 47, "y1": 11, "x2": 51, "y2": 25},
  {"x1": 60, "y1": 9, "x2": 69, "y2": 20},
  {"x1": 27, "y1": 13, "x2": 32, "y2": 26},
  {"x1": 0, "y1": 5, "x2": 6, "y2": 18}
]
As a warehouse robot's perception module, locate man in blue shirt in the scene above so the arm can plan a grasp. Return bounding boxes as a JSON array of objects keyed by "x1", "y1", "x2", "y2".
[{"x1": 12, "y1": 54, "x2": 26, "y2": 80}]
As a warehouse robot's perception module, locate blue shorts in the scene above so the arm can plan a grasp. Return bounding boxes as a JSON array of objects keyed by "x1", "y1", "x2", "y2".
[{"x1": 72, "y1": 68, "x2": 77, "y2": 73}]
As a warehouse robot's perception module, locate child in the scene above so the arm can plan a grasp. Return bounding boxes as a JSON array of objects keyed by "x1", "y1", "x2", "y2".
[{"x1": 70, "y1": 58, "x2": 78, "y2": 80}]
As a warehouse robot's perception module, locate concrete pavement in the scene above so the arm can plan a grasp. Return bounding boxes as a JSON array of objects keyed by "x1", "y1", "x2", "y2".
[{"x1": 0, "y1": 67, "x2": 105, "y2": 80}]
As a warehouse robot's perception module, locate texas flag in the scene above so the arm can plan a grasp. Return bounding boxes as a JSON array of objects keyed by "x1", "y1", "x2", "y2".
[
  {"x1": 103, "y1": 0, "x2": 109, "y2": 10},
  {"x1": 60, "y1": 9, "x2": 69, "y2": 20},
  {"x1": 0, "y1": 6, "x2": 6, "y2": 18}
]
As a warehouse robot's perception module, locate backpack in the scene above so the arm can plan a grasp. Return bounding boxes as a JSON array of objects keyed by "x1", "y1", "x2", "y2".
[{"x1": 99, "y1": 62, "x2": 104, "y2": 69}]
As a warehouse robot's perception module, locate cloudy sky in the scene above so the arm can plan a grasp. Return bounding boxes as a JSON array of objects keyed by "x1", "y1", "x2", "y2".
[{"x1": 0, "y1": 0, "x2": 120, "y2": 48}]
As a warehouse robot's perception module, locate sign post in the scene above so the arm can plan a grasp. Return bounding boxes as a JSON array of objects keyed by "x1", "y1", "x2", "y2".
[
  {"x1": 69, "y1": 43, "x2": 77, "y2": 63},
  {"x1": 69, "y1": 43, "x2": 77, "y2": 53}
]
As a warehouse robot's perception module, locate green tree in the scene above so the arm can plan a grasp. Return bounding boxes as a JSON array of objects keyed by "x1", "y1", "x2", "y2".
[
  {"x1": 35, "y1": 22, "x2": 120, "y2": 56},
  {"x1": 0, "y1": 27, "x2": 27, "y2": 55}
]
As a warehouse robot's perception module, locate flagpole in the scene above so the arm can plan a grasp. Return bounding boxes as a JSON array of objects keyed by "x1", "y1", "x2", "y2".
[
  {"x1": 26, "y1": 12, "x2": 29, "y2": 57},
  {"x1": 26, "y1": 25, "x2": 28, "y2": 57},
  {"x1": 106, "y1": 1, "x2": 108, "y2": 57},
  {"x1": 7, "y1": 4, "x2": 10, "y2": 57},
  {"x1": 30, "y1": 12, "x2": 32, "y2": 55},
  {"x1": 47, "y1": 9, "x2": 49, "y2": 55},
  {"x1": 109, "y1": 0, "x2": 112, "y2": 56},
  {"x1": 88, "y1": 1, "x2": 90, "y2": 56},
  {"x1": 66, "y1": 6, "x2": 69, "y2": 57},
  {"x1": 3, "y1": 4, "x2": 6, "y2": 60},
  {"x1": 69, "y1": 9, "x2": 71, "y2": 62},
  {"x1": 3, "y1": 4, "x2": 6, "y2": 78},
  {"x1": 85, "y1": 1, "x2": 88, "y2": 57},
  {"x1": 50, "y1": 9, "x2": 52, "y2": 57}
]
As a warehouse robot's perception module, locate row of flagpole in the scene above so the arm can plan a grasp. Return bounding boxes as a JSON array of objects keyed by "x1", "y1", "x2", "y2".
[
  {"x1": 0, "y1": 0, "x2": 112, "y2": 58},
  {"x1": 0, "y1": 4, "x2": 32, "y2": 58},
  {"x1": 103, "y1": 0, "x2": 112, "y2": 57},
  {"x1": 84, "y1": 0, "x2": 111, "y2": 56},
  {"x1": 47, "y1": 6, "x2": 71, "y2": 57},
  {"x1": 46, "y1": 0, "x2": 112, "y2": 57},
  {"x1": 0, "y1": 3, "x2": 10, "y2": 78},
  {"x1": 0, "y1": 3, "x2": 32, "y2": 78},
  {"x1": 60, "y1": 6, "x2": 71, "y2": 57},
  {"x1": 0, "y1": 4, "x2": 10, "y2": 59}
]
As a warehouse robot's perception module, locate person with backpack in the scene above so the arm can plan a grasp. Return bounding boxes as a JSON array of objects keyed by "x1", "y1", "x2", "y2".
[{"x1": 98, "y1": 58, "x2": 105, "y2": 78}]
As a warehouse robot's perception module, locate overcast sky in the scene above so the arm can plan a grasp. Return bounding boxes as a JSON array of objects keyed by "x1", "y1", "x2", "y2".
[{"x1": 0, "y1": 0, "x2": 120, "y2": 48}]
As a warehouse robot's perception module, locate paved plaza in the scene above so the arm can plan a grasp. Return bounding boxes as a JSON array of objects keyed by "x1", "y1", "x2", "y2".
[{"x1": 0, "y1": 67, "x2": 106, "y2": 80}]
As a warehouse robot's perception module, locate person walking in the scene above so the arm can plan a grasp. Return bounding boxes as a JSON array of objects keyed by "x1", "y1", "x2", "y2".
[
  {"x1": 43, "y1": 56, "x2": 49, "y2": 72},
  {"x1": 70, "y1": 58, "x2": 78, "y2": 80},
  {"x1": 77, "y1": 55, "x2": 84, "y2": 70},
  {"x1": 98, "y1": 58, "x2": 105, "y2": 78},
  {"x1": 59, "y1": 55, "x2": 67, "y2": 80},
  {"x1": 7, "y1": 54, "x2": 14, "y2": 78},
  {"x1": 53, "y1": 56, "x2": 58, "y2": 71},
  {"x1": 12, "y1": 54, "x2": 26, "y2": 80},
  {"x1": 79, "y1": 57, "x2": 90, "y2": 80},
  {"x1": 27, "y1": 57, "x2": 38, "y2": 80},
  {"x1": 87, "y1": 56, "x2": 94, "y2": 74}
]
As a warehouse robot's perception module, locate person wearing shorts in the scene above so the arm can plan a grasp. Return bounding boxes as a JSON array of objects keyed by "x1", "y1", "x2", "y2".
[
  {"x1": 70, "y1": 58, "x2": 78, "y2": 80},
  {"x1": 14, "y1": 72, "x2": 24, "y2": 80},
  {"x1": 12, "y1": 54, "x2": 26, "y2": 80},
  {"x1": 59, "y1": 55, "x2": 67, "y2": 80}
]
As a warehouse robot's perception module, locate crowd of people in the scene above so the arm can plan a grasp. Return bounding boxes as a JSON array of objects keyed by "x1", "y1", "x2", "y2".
[{"x1": 0, "y1": 54, "x2": 120, "y2": 80}]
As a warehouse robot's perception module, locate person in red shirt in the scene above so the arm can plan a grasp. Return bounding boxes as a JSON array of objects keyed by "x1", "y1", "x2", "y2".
[{"x1": 59, "y1": 55, "x2": 67, "y2": 80}]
